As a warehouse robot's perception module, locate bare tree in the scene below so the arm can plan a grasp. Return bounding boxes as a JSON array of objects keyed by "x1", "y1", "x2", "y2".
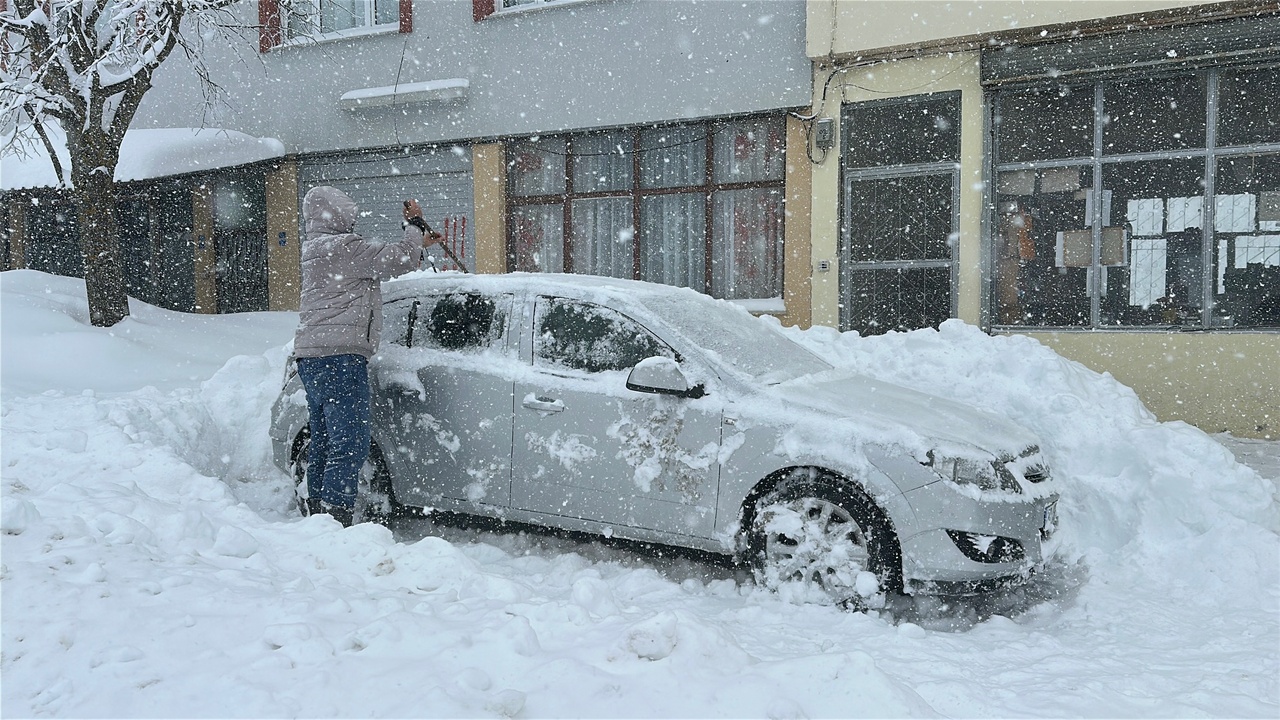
[{"x1": 1, "y1": 0, "x2": 242, "y2": 326}]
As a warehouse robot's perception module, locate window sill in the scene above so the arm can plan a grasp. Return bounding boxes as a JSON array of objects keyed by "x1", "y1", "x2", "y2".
[
  {"x1": 492, "y1": 0, "x2": 604, "y2": 18},
  {"x1": 279, "y1": 23, "x2": 398, "y2": 49}
]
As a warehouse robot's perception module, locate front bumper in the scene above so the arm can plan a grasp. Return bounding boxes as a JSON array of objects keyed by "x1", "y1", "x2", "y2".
[{"x1": 898, "y1": 480, "x2": 1059, "y2": 593}]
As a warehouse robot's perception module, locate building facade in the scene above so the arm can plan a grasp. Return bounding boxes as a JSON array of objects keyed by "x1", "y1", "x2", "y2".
[
  {"x1": 804, "y1": 0, "x2": 1279, "y2": 437},
  {"x1": 4, "y1": 0, "x2": 1276, "y2": 437}
]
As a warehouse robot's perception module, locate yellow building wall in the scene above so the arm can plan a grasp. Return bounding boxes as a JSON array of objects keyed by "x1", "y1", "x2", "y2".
[
  {"x1": 783, "y1": 114, "x2": 814, "y2": 329},
  {"x1": 1028, "y1": 332, "x2": 1280, "y2": 439},
  {"x1": 192, "y1": 185, "x2": 216, "y2": 314},
  {"x1": 266, "y1": 160, "x2": 301, "y2": 311},
  {"x1": 472, "y1": 143, "x2": 507, "y2": 275},
  {"x1": 809, "y1": 52, "x2": 985, "y2": 328},
  {"x1": 807, "y1": 0, "x2": 1216, "y2": 58}
]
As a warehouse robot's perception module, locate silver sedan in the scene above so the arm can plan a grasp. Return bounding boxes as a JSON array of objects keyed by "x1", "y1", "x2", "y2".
[{"x1": 271, "y1": 273, "x2": 1059, "y2": 606}]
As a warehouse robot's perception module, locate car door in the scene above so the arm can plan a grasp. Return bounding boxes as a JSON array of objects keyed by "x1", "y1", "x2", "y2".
[
  {"x1": 511, "y1": 296, "x2": 723, "y2": 538},
  {"x1": 373, "y1": 291, "x2": 516, "y2": 509}
]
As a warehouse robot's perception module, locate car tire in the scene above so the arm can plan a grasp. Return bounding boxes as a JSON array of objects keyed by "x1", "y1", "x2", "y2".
[
  {"x1": 290, "y1": 428, "x2": 401, "y2": 525},
  {"x1": 746, "y1": 470, "x2": 902, "y2": 608}
]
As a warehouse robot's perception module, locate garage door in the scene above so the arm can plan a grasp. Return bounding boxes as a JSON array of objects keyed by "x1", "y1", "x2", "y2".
[{"x1": 299, "y1": 147, "x2": 475, "y2": 271}]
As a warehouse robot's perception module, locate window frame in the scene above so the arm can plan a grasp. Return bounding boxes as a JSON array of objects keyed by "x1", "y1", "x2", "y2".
[
  {"x1": 987, "y1": 64, "x2": 1280, "y2": 331},
  {"x1": 260, "y1": 0, "x2": 409, "y2": 51},
  {"x1": 505, "y1": 113, "x2": 788, "y2": 301},
  {"x1": 838, "y1": 92, "x2": 962, "y2": 336}
]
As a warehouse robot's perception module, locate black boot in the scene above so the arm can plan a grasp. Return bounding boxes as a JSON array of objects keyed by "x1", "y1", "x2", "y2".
[
  {"x1": 305, "y1": 497, "x2": 324, "y2": 517},
  {"x1": 322, "y1": 503, "x2": 354, "y2": 528}
]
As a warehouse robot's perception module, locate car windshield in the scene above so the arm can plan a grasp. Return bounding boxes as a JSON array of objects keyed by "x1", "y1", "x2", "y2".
[{"x1": 639, "y1": 295, "x2": 832, "y2": 384}]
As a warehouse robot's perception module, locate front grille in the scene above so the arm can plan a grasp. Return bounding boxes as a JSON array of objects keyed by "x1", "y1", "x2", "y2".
[
  {"x1": 1023, "y1": 466, "x2": 1050, "y2": 484},
  {"x1": 946, "y1": 530, "x2": 1026, "y2": 564}
]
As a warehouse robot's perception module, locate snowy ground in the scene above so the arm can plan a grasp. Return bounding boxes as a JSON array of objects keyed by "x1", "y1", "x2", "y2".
[{"x1": 2, "y1": 268, "x2": 1277, "y2": 718}]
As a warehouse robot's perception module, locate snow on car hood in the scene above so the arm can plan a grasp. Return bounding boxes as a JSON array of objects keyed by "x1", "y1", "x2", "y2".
[{"x1": 775, "y1": 369, "x2": 1041, "y2": 459}]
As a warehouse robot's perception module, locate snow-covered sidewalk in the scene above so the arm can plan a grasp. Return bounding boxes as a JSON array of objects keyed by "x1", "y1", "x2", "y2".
[{"x1": 2, "y1": 269, "x2": 1277, "y2": 718}]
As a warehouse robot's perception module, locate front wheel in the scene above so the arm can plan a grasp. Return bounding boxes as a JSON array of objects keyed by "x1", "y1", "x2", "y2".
[
  {"x1": 746, "y1": 471, "x2": 902, "y2": 608},
  {"x1": 290, "y1": 428, "x2": 400, "y2": 525}
]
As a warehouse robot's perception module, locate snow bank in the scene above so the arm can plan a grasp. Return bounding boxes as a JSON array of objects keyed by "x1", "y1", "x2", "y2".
[
  {"x1": 2, "y1": 270, "x2": 1277, "y2": 717},
  {"x1": 782, "y1": 319, "x2": 1278, "y2": 572}
]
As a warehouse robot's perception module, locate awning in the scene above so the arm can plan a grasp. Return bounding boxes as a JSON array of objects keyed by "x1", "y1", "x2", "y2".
[
  {"x1": 981, "y1": 14, "x2": 1280, "y2": 86},
  {"x1": 1, "y1": 126, "x2": 287, "y2": 191},
  {"x1": 339, "y1": 78, "x2": 470, "y2": 111}
]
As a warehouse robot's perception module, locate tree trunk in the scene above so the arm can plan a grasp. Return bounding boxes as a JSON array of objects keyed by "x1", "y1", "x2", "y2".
[{"x1": 71, "y1": 134, "x2": 129, "y2": 327}]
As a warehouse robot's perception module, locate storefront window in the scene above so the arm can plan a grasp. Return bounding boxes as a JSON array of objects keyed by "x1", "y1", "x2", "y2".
[
  {"x1": 1213, "y1": 154, "x2": 1280, "y2": 327},
  {"x1": 506, "y1": 115, "x2": 786, "y2": 300},
  {"x1": 1217, "y1": 68, "x2": 1280, "y2": 148},
  {"x1": 1102, "y1": 75, "x2": 1206, "y2": 155},
  {"x1": 993, "y1": 84, "x2": 1093, "y2": 163},
  {"x1": 991, "y1": 66, "x2": 1279, "y2": 329},
  {"x1": 1100, "y1": 158, "x2": 1206, "y2": 326},
  {"x1": 993, "y1": 167, "x2": 1092, "y2": 326}
]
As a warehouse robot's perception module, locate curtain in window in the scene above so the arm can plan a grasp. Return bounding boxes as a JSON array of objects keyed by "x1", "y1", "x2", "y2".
[
  {"x1": 509, "y1": 138, "x2": 566, "y2": 197},
  {"x1": 640, "y1": 193, "x2": 705, "y2": 290},
  {"x1": 639, "y1": 126, "x2": 705, "y2": 189},
  {"x1": 321, "y1": 0, "x2": 365, "y2": 32},
  {"x1": 572, "y1": 132, "x2": 632, "y2": 193},
  {"x1": 571, "y1": 198, "x2": 633, "y2": 279},
  {"x1": 713, "y1": 117, "x2": 785, "y2": 184},
  {"x1": 511, "y1": 205, "x2": 563, "y2": 273},
  {"x1": 711, "y1": 188, "x2": 783, "y2": 299}
]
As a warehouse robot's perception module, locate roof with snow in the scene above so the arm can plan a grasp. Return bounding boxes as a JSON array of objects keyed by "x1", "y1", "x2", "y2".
[{"x1": 0, "y1": 126, "x2": 286, "y2": 191}]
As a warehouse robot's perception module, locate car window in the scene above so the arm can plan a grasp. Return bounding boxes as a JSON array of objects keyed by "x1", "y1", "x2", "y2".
[
  {"x1": 384, "y1": 293, "x2": 506, "y2": 352},
  {"x1": 383, "y1": 298, "x2": 417, "y2": 347},
  {"x1": 534, "y1": 297, "x2": 674, "y2": 373}
]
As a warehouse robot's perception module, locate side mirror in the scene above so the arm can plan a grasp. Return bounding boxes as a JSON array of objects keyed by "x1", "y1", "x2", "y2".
[{"x1": 626, "y1": 356, "x2": 705, "y2": 399}]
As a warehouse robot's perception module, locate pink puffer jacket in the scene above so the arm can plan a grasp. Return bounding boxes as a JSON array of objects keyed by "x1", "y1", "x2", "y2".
[{"x1": 293, "y1": 186, "x2": 423, "y2": 359}]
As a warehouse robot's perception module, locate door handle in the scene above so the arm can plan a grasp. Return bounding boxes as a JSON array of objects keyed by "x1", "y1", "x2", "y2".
[{"x1": 522, "y1": 394, "x2": 565, "y2": 413}]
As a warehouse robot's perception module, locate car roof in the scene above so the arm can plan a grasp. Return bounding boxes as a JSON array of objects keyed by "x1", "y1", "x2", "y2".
[{"x1": 383, "y1": 271, "x2": 716, "y2": 309}]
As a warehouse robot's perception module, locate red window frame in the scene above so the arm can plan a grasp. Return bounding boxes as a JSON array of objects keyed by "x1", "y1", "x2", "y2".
[{"x1": 259, "y1": 0, "x2": 412, "y2": 52}]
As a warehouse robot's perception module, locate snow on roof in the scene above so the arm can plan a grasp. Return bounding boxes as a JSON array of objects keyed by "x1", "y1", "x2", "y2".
[{"x1": 0, "y1": 126, "x2": 287, "y2": 191}]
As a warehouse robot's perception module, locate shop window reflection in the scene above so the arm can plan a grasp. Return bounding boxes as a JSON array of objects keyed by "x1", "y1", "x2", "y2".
[
  {"x1": 994, "y1": 168, "x2": 1091, "y2": 326},
  {"x1": 1214, "y1": 154, "x2": 1280, "y2": 327}
]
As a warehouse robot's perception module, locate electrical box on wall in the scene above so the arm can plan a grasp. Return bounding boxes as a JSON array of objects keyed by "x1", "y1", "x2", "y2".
[{"x1": 814, "y1": 118, "x2": 835, "y2": 151}]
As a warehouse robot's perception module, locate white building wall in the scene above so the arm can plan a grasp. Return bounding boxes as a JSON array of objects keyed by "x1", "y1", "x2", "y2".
[{"x1": 136, "y1": 0, "x2": 812, "y2": 154}]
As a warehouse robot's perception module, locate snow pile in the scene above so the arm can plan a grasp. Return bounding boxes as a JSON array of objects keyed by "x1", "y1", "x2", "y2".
[
  {"x1": 2, "y1": 269, "x2": 1277, "y2": 718},
  {"x1": 783, "y1": 319, "x2": 1278, "y2": 578}
]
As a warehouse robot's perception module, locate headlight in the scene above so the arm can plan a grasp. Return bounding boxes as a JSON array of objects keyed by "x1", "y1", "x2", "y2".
[{"x1": 926, "y1": 452, "x2": 1022, "y2": 493}]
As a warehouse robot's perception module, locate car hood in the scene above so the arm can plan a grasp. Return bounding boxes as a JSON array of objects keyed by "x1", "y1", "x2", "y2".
[{"x1": 775, "y1": 370, "x2": 1040, "y2": 457}]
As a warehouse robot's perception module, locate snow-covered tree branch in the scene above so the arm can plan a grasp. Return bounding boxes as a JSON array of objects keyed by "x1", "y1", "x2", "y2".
[{"x1": 1, "y1": 0, "x2": 243, "y2": 326}]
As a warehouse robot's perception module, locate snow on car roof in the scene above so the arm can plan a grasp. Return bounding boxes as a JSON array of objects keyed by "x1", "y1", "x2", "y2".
[{"x1": 383, "y1": 270, "x2": 720, "y2": 308}]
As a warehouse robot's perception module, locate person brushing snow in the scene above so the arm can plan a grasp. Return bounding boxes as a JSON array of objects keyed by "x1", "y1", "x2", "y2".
[{"x1": 293, "y1": 185, "x2": 439, "y2": 527}]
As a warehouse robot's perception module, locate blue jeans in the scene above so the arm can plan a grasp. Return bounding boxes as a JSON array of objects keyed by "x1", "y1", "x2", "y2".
[{"x1": 296, "y1": 354, "x2": 371, "y2": 510}]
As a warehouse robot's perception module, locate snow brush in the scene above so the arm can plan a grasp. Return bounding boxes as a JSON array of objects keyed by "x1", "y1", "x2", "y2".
[{"x1": 404, "y1": 201, "x2": 470, "y2": 273}]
